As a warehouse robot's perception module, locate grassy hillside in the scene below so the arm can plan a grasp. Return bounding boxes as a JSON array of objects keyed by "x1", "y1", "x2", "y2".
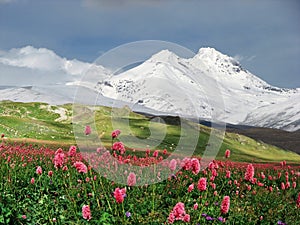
[{"x1": 0, "y1": 101, "x2": 299, "y2": 163}]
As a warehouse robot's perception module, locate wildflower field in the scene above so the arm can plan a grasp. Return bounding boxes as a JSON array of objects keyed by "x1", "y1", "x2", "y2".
[
  {"x1": 0, "y1": 102, "x2": 300, "y2": 224},
  {"x1": 0, "y1": 133, "x2": 299, "y2": 225}
]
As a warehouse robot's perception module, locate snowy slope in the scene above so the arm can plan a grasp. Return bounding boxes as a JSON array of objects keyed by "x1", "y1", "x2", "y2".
[
  {"x1": 96, "y1": 47, "x2": 299, "y2": 131},
  {"x1": 0, "y1": 87, "x2": 70, "y2": 105},
  {"x1": 243, "y1": 91, "x2": 300, "y2": 131}
]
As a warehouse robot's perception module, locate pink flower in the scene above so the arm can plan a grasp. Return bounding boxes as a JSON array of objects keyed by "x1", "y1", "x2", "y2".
[
  {"x1": 48, "y1": 171, "x2": 53, "y2": 177},
  {"x1": 114, "y1": 187, "x2": 126, "y2": 203},
  {"x1": 127, "y1": 172, "x2": 136, "y2": 186},
  {"x1": 68, "y1": 145, "x2": 77, "y2": 157},
  {"x1": 30, "y1": 178, "x2": 35, "y2": 184},
  {"x1": 281, "y1": 182, "x2": 285, "y2": 190},
  {"x1": 269, "y1": 186, "x2": 273, "y2": 192},
  {"x1": 181, "y1": 158, "x2": 192, "y2": 170},
  {"x1": 296, "y1": 192, "x2": 300, "y2": 208},
  {"x1": 193, "y1": 203, "x2": 198, "y2": 210},
  {"x1": 225, "y1": 149, "x2": 230, "y2": 158},
  {"x1": 36, "y1": 166, "x2": 42, "y2": 175},
  {"x1": 183, "y1": 214, "x2": 190, "y2": 222},
  {"x1": 153, "y1": 150, "x2": 159, "y2": 158},
  {"x1": 292, "y1": 181, "x2": 297, "y2": 189},
  {"x1": 85, "y1": 125, "x2": 91, "y2": 135},
  {"x1": 244, "y1": 164, "x2": 254, "y2": 182},
  {"x1": 112, "y1": 142, "x2": 126, "y2": 155},
  {"x1": 221, "y1": 196, "x2": 230, "y2": 214},
  {"x1": 197, "y1": 177, "x2": 207, "y2": 191},
  {"x1": 191, "y1": 158, "x2": 200, "y2": 175},
  {"x1": 21, "y1": 215, "x2": 26, "y2": 219},
  {"x1": 74, "y1": 161, "x2": 87, "y2": 173},
  {"x1": 54, "y1": 148, "x2": 64, "y2": 168},
  {"x1": 188, "y1": 183, "x2": 194, "y2": 192},
  {"x1": 226, "y1": 170, "x2": 231, "y2": 179},
  {"x1": 168, "y1": 202, "x2": 190, "y2": 223},
  {"x1": 167, "y1": 212, "x2": 175, "y2": 224},
  {"x1": 62, "y1": 165, "x2": 68, "y2": 171},
  {"x1": 169, "y1": 159, "x2": 177, "y2": 171},
  {"x1": 211, "y1": 183, "x2": 216, "y2": 190},
  {"x1": 212, "y1": 169, "x2": 217, "y2": 177},
  {"x1": 82, "y1": 205, "x2": 92, "y2": 221},
  {"x1": 172, "y1": 202, "x2": 186, "y2": 220},
  {"x1": 111, "y1": 129, "x2": 121, "y2": 139}
]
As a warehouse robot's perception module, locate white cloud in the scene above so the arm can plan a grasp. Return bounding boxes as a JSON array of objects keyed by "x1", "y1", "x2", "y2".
[
  {"x1": 234, "y1": 54, "x2": 256, "y2": 62},
  {"x1": 0, "y1": 0, "x2": 14, "y2": 4},
  {"x1": 0, "y1": 46, "x2": 108, "y2": 87},
  {"x1": 0, "y1": 45, "x2": 101, "y2": 75}
]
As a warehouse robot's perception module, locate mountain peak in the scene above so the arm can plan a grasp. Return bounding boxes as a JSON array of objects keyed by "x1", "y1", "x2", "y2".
[
  {"x1": 149, "y1": 49, "x2": 179, "y2": 62},
  {"x1": 196, "y1": 47, "x2": 238, "y2": 63}
]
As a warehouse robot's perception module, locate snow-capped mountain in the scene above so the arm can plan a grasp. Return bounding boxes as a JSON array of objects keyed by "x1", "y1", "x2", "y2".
[
  {"x1": 96, "y1": 47, "x2": 299, "y2": 131},
  {"x1": 0, "y1": 46, "x2": 299, "y2": 131}
]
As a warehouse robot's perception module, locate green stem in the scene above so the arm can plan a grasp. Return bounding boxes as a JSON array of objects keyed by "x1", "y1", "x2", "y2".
[
  {"x1": 152, "y1": 184, "x2": 156, "y2": 213},
  {"x1": 100, "y1": 178, "x2": 113, "y2": 214}
]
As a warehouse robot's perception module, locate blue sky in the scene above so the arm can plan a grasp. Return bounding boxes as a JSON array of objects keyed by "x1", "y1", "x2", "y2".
[{"x1": 0, "y1": 0, "x2": 299, "y2": 88}]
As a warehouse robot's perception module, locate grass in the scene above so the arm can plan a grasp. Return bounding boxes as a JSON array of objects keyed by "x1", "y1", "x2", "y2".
[{"x1": 1, "y1": 101, "x2": 300, "y2": 163}]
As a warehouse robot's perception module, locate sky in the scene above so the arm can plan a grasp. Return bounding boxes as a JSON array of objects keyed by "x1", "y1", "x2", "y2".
[{"x1": 0, "y1": 0, "x2": 299, "y2": 88}]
